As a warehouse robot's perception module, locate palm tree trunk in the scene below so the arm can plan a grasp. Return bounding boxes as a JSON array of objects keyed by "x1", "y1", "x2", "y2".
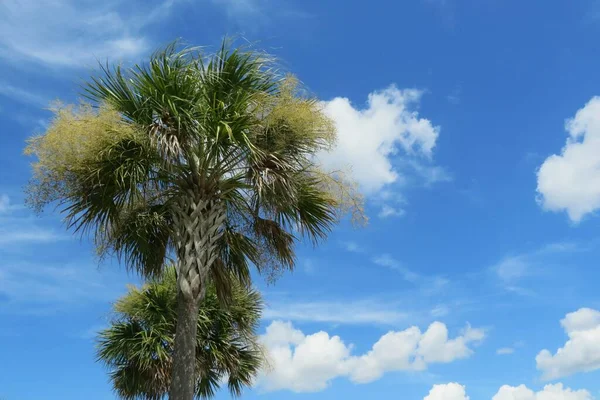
[
  {"x1": 170, "y1": 288, "x2": 201, "y2": 400},
  {"x1": 169, "y1": 195, "x2": 225, "y2": 400}
]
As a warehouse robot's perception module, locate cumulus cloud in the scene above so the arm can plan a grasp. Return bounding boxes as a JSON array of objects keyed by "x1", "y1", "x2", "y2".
[
  {"x1": 536, "y1": 308, "x2": 600, "y2": 380},
  {"x1": 537, "y1": 97, "x2": 600, "y2": 222},
  {"x1": 0, "y1": 0, "x2": 178, "y2": 67},
  {"x1": 319, "y1": 86, "x2": 441, "y2": 195},
  {"x1": 492, "y1": 384, "x2": 593, "y2": 400},
  {"x1": 421, "y1": 383, "x2": 593, "y2": 400},
  {"x1": 424, "y1": 383, "x2": 469, "y2": 400},
  {"x1": 258, "y1": 320, "x2": 484, "y2": 393}
]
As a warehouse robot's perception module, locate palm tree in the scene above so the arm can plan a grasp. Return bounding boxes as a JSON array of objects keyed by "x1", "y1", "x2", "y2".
[
  {"x1": 26, "y1": 40, "x2": 363, "y2": 399},
  {"x1": 97, "y1": 266, "x2": 263, "y2": 400}
]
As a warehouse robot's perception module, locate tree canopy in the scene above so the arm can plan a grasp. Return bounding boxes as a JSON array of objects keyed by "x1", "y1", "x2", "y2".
[{"x1": 97, "y1": 266, "x2": 264, "y2": 399}]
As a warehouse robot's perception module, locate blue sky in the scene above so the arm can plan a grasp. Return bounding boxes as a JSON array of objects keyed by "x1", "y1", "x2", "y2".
[{"x1": 3, "y1": 0, "x2": 600, "y2": 399}]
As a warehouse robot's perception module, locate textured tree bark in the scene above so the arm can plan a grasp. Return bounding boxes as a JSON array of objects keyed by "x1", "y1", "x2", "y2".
[
  {"x1": 169, "y1": 289, "x2": 201, "y2": 400},
  {"x1": 168, "y1": 195, "x2": 225, "y2": 400}
]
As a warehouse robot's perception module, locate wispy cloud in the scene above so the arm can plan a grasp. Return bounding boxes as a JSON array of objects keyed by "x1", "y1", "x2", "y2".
[
  {"x1": 0, "y1": 195, "x2": 68, "y2": 247},
  {"x1": 0, "y1": 0, "x2": 179, "y2": 67},
  {"x1": 263, "y1": 288, "x2": 460, "y2": 327},
  {"x1": 339, "y1": 240, "x2": 364, "y2": 253},
  {"x1": 0, "y1": 195, "x2": 12, "y2": 213},
  {"x1": 211, "y1": 0, "x2": 263, "y2": 18},
  {"x1": 0, "y1": 261, "x2": 129, "y2": 314},
  {"x1": 372, "y1": 254, "x2": 449, "y2": 296},
  {"x1": 490, "y1": 241, "x2": 584, "y2": 294},
  {"x1": 494, "y1": 255, "x2": 530, "y2": 283},
  {"x1": 0, "y1": 198, "x2": 130, "y2": 314},
  {"x1": 496, "y1": 347, "x2": 514, "y2": 355},
  {"x1": 302, "y1": 259, "x2": 316, "y2": 275},
  {"x1": 210, "y1": 0, "x2": 311, "y2": 27},
  {"x1": 263, "y1": 298, "x2": 409, "y2": 325},
  {"x1": 0, "y1": 82, "x2": 48, "y2": 107},
  {"x1": 378, "y1": 205, "x2": 406, "y2": 219},
  {"x1": 423, "y1": 0, "x2": 457, "y2": 28},
  {"x1": 373, "y1": 254, "x2": 420, "y2": 283},
  {"x1": 446, "y1": 85, "x2": 462, "y2": 105},
  {"x1": 496, "y1": 341, "x2": 524, "y2": 355},
  {"x1": 79, "y1": 324, "x2": 109, "y2": 340},
  {"x1": 0, "y1": 228, "x2": 66, "y2": 246}
]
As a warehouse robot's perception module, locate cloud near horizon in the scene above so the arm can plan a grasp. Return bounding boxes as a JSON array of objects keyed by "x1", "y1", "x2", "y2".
[
  {"x1": 536, "y1": 308, "x2": 600, "y2": 380},
  {"x1": 422, "y1": 382, "x2": 592, "y2": 400},
  {"x1": 257, "y1": 320, "x2": 484, "y2": 393}
]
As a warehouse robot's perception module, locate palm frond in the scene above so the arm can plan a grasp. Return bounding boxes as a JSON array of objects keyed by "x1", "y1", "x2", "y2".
[
  {"x1": 96, "y1": 265, "x2": 263, "y2": 399},
  {"x1": 97, "y1": 203, "x2": 173, "y2": 278}
]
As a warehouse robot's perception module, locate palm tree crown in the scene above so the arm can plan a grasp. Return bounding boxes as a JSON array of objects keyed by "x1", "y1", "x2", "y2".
[{"x1": 97, "y1": 266, "x2": 264, "y2": 399}]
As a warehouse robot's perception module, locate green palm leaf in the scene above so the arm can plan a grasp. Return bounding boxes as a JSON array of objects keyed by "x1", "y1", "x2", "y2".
[{"x1": 97, "y1": 266, "x2": 263, "y2": 400}]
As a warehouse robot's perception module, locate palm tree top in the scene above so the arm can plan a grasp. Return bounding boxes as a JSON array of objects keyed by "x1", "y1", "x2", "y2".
[
  {"x1": 97, "y1": 266, "x2": 264, "y2": 399},
  {"x1": 25, "y1": 39, "x2": 364, "y2": 292}
]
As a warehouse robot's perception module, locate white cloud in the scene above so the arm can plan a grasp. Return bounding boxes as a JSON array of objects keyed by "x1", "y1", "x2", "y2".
[
  {"x1": 378, "y1": 204, "x2": 406, "y2": 218},
  {"x1": 258, "y1": 320, "x2": 484, "y2": 393},
  {"x1": 319, "y1": 86, "x2": 441, "y2": 195},
  {"x1": 259, "y1": 321, "x2": 351, "y2": 393},
  {"x1": 537, "y1": 97, "x2": 600, "y2": 222},
  {"x1": 263, "y1": 299, "x2": 408, "y2": 325},
  {"x1": 536, "y1": 308, "x2": 600, "y2": 380},
  {"x1": 424, "y1": 383, "x2": 469, "y2": 400},
  {"x1": 421, "y1": 383, "x2": 593, "y2": 400},
  {"x1": 492, "y1": 384, "x2": 593, "y2": 400},
  {"x1": 497, "y1": 347, "x2": 515, "y2": 355},
  {"x1": 0, "y1": 0, "x2": 178, "y2": 67}
]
